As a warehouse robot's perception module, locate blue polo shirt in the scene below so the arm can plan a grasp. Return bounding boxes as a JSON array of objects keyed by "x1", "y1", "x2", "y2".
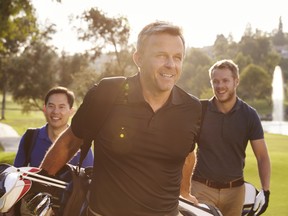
[{"x1": 14, "y1": 124, "x2": 94, "y2": 168}]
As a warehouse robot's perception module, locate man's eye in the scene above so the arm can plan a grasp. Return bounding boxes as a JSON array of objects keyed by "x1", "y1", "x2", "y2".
[{"x1": 175, "y1": 56, "x2": 182, "y2": 61}]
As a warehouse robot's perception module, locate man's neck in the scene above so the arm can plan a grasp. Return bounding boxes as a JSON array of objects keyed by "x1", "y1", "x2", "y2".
[
  {"x1": 214, "y1": 96, "x2": 237, "y2": 114},
  {"x1": 142, "y1": 88, "x2": 171, "y2": 112},
  {"x1": 47, "y1": 124, "x2": 68, "y2": 142}
]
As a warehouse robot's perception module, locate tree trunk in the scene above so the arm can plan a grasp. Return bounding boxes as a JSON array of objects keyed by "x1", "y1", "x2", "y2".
[{"x1": 1, "y1": 81, "x2": 7, "y2": 120}]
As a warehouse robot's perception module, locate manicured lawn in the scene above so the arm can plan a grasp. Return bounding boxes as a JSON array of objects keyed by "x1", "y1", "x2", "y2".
[
  {"x1": 244, "y1": 133, "x2": 288, "y2": 216},
  {"x1": 1, "y1": 109, "x2": 45, "y2": 136},
  {"x1": 0, "y1": 151, "x2": 16, "y2": 164},
  {"x1": 0, "y1": 97, "x2": 45, "y2": 165}
]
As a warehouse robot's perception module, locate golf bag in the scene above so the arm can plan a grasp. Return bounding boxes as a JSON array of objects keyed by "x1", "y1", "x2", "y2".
[
  {"x1": 179, "y1": 197, "x2": 222, "y2": 216},
  {"x1": 1, "y1": 163, "x2": 224, "y2": 216},
  {"x1": 0, "y1": 163, "x2": 92, "y2": 216},
  {"x1": 2, "y1": 162, "x2": 263, "y2": 216},
  {"x1": 179, "y1": 182, "x2": 259, "y2": 216},
  {"x1": 242, "y1": 182, "x2": 259, "y2": 216}
]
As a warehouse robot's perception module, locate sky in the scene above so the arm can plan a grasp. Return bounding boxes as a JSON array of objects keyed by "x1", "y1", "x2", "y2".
[{"x1": 31, "y1": 0, "x2": 288, "y2": 54}]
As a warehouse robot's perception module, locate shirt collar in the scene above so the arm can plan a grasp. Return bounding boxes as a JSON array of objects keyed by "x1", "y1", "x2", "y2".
[
  {"x1": 38, "y1": 124, "x2": 50, "y2": 142},
  {"x1": 209, "y1": 96, "x2": 242, "y2": 113},
  {"x1": 126, "y1": 73, "x2": 185, "y2": 105}
]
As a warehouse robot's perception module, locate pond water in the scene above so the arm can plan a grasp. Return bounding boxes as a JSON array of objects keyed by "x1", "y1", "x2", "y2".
[{"x1": 261, "y1": 121, "x2": 288, "y2": 136}]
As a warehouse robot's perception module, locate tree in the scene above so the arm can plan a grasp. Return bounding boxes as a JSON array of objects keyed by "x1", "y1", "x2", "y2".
[
  {"x1": 238, "y1": 64, "x2": 272, "y2": 103},
  {"x1": 99, "y1": 48, "x2": 137, "y2": 78},
  {"x1": 0, "y1": 0, "x2": 37, "y2": 54},
  {"x1": 0, "y1": 0, "x2": 38, "y2": 119},
  {"x1": 238, "y1": 31, "x2": 281, "y2": 74},
  {"x1": 272, "y1": 16, "x2": 287, "y2": 46},
  {"x1": 243, "y1": 23, "x2": 253, "y2": 37},
  {"x1": 212, "y1": 34, "x2": 239, "y2": 60},
  {"x1": 69, "y1": 67, "x2": 100, "y2": 104},
  {"x1": 57, "y1": 52, "x2": 90, "y2": 87},
  {"x1": 180, "y1": 48, "x2": 212, "y2": 97},
  {"x1": 9, "y1": 41, "x2": 58, "y2": 112},
  {"x1": 238, "y1": 35, "x2": 258, "y2": 64},
  {"x1": 213, "y1": 34, "x2": 229, "y2": 59},
  {"x1": 234, "y1": 52, "x2": 253, "y2": 73},
  {"x1": 77, "y1": 7, "x2": 133, "y2": 76}
]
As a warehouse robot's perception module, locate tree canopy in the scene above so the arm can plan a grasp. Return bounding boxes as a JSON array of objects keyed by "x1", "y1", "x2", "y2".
[
  {"x1": 0, "y1": 0, "x2": 38, "y2": 119},
  {"x1": 238, "y1": 64, "x2": 272, "y2": 102},
  {"x1": 0, "y1": 2, "x2": 287, "y2": 119}
]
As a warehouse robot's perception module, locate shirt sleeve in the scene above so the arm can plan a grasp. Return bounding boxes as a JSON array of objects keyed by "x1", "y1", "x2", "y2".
[
  {"x1": 68, "y1": 149, "x2": 94, "y2": 167},
  {"x1": 249, "y1": 108, "x2": 264, "y2": 140},
  {"x1": 71, "y1": 84, "x2": 98, "y2": 139}
]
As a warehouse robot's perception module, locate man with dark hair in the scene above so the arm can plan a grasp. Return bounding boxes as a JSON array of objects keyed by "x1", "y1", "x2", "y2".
[{"x1": 14, "y1": 86, "x2": 93, "y2": 167}]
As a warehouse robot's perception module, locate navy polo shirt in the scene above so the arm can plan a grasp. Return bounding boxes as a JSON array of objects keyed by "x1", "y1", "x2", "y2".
[{"x1": 194, "y1": 97, "x2": 264, "y2": 182}]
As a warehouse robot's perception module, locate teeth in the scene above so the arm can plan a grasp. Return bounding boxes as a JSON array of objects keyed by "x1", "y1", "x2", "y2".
[{"x1": 161, "y1": 73, "x2": 173, "y2": 78}]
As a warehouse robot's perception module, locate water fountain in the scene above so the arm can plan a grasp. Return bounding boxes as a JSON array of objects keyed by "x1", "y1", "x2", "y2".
[
  {"x1": 272, "y1": 66, "x2": 284, "y2": 121},
  {"x1": 261, "y1": 66, "x2": 288, "y2": 135}
]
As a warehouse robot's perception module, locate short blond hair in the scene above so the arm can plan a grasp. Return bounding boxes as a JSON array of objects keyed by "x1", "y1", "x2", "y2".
[{"x1": 209, "y1": 59, "x2": 239, "y2": 79}]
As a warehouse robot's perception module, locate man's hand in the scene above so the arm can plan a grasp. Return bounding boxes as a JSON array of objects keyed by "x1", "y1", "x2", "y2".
[
  {"x1": 180, "y1": 193, "x2": 199, "y2": 205},
  {"x1": 253, "y1": 190, "x2": 270, "y2": 215}
]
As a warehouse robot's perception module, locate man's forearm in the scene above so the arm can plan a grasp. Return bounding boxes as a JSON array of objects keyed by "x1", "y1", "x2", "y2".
[
  {"x1": 258, "y1": 155, "x2": 271, "y2": 191},
  {"x1": 180, "y1": 151, "x2": 195, "y2": 197},
  {"x1": 40, "y1": 127, "x2": 82, "y2": 175}
]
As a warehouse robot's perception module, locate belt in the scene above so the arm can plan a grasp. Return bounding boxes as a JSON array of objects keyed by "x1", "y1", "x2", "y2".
[{"x1": 192, "y1": 175, "x2": 244, "y2": 189}]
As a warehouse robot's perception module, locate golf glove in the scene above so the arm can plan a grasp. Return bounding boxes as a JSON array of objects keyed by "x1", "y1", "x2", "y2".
[{"x1": 253, "y1": 189, "x2": 270, "y2": 215}]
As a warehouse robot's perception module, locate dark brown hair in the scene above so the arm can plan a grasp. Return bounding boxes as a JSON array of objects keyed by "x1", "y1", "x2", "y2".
[{"x1": 44, "y1": 86, "x2": 75, "y2": 108}]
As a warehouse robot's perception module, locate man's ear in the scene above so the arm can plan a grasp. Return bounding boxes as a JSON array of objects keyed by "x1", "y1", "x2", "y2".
[
  {"x1": 235, "y1": 78, "x2": 240, "y2": 86},
  {"x1": 69, "y1": 107, "x2": 75, "y2": 116},
  {"x1": 133, "y1": 51, "x2": 142, "y2": 68}
]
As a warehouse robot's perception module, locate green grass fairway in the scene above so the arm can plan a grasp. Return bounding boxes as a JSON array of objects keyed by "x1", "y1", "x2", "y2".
[
  {"x1": 244, "y1": 133, "x2": 288, "y2": 216},
  {"x1": 1, "y1": 94, "x2": 45, "y2": 135}
]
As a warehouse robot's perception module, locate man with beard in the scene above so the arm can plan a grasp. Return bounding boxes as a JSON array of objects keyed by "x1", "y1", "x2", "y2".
[{"x1": 187, "y1": 59, "x2": 271, "y2": 216}]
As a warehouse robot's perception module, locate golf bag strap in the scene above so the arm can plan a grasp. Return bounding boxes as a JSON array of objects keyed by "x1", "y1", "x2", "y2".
[
  {"x1": 200, "y1": 99, "x2": 208, "y2": 125},
  {"x1": 78, "y1": 76, "x2": 127, "y2": 168},
  {"x1": 23, "y1": 128, "x2": 40, "y2": 166},
  {"x1": 195, "y1": 100, "x2": 208, "y2": 143}
]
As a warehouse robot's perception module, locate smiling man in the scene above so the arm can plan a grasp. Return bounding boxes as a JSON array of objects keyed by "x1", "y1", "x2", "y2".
[
  {"x1": 40, "y1": 21, "x2": 202, "y2": 216},
  {"x1": 187, "y1": 59, "x2": 271, "y2": 216},
  {"x1": 14, "y1": 86, "x2": 93, "y2": 168}
]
